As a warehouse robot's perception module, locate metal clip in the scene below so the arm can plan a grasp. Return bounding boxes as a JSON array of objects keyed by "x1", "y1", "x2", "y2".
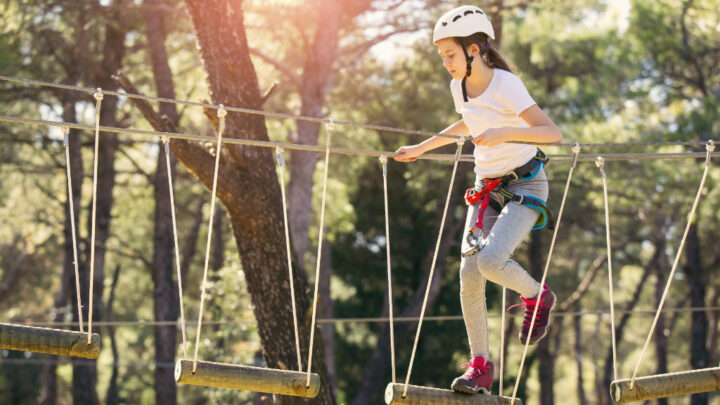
[
  {"x1": 61, "y1": 126, "x2": 70, "y2": 147},
  {"x1": 461, "y1": 231, "x2": 486, "y2": 257},
  {"x1": 276, "y1": 146, "x2": 285, "y2": 167}
]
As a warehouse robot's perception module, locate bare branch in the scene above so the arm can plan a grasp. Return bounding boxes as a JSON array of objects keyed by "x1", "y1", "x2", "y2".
[
  {"x1": 336, "y1": 27, "x2": 418, "y2": 60},
  {"x1": 248, "y1": 47, "x2": 301, "y2": 88},
  {"x1": 117, "y1": 147, "x2": 153, "y2": 183}
]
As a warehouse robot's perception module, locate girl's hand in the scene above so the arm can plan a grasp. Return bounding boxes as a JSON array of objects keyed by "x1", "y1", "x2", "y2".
[
  {"x1": 394, "y1": 145, "x2": 423, "y2": 162},
  {"x1": 472, "y1": 128, "x2": 508, "y2": 147}
]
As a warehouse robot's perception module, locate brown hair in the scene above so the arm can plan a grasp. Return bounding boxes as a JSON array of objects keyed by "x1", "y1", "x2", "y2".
[{"x1": 456, "y1": 33, "x2": 512, "y2": 72}]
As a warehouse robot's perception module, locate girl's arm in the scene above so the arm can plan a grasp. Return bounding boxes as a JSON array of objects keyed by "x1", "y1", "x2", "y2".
[
  {"x1": 394, "y1": 119, "x2": 470, "y2": 162},
  {"x1": 472, "y1": 105, "x2": 563, "y2": 147}
]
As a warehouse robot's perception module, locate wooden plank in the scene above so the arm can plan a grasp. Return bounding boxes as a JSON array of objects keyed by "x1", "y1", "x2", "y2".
[
  {"x1": 385, "y1": 383, "x2": 523, "y2": 405},
  {"x1": 610, "y1": 367, "x2": 720, "y2": 403},
  {"x1": 175, "y1": 359, "x2": 320, "y2": 398},
  {"x1": 0, "y1": 322, "x2": 100, "y2": 359}
]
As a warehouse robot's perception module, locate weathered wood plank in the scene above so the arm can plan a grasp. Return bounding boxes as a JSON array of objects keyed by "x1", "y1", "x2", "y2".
[
  {"x1": 0, "y1": 322, "x2": 100, "y2": 359},
  {"x1": 610, "y1": 367, "x2": 720, "y2": 402},
  {"x1": 385, "y1": 383, "x2": 523, "y2": 405},
  {"x1": 175, "y1": 359, "x2": 320, "y2": 398}
]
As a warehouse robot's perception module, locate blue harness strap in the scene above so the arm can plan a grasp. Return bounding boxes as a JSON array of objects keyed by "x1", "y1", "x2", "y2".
[{"x1": 485, "y1": 150, "x2": 555, "y2": 231}]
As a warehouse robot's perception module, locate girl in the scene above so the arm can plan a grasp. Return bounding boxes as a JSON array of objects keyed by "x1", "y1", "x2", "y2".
[{"x1": 394, "y1": 5, "x2": 563, "y2": 395}]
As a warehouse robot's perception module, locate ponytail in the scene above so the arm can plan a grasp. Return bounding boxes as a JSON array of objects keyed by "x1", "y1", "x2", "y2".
[{"x1": 457, "y1": 33, "x2": 512, "y2": 73}]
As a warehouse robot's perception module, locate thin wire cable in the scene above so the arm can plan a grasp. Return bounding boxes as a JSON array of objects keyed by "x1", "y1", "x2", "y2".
[
  {"x1": 510, "y1": 145, "x2": 581, "y2": 404},
  {"x1": 62, "y1": 126, "x2": 84, "y2": 334},
  {"x1": 306, "y1": 121, "x2": 334, "y2": 388},
  {"x1": 162, "y1": 137, "x2": 188, "y2": 359},
  {"x1": 0, "y1": 74, "x2": 713, "y2": 149},
  {"x1": 275, "y1": 146, "x2": 303, "y2": 372},
  {"x1": 380, "y1": 154, "x2": 397, "y2": 384},
  {"x1": 499, "y1": 286, "x2": 507, "y2": 395},
  {"x1": 191, "y1": 105, "x2": 227, "y2": 373},
  {"x1": 87, "y1": 89, "x2": 103, "y2": 344},
  {"x1": 2, "y1": 114, "x2": 720, "y2": 163},
  {"x1": 0, "y1": 75, "x2": 459, "y2": 141},
  {"x1": 597, "y1": 156, "x2": 618, "y2": 382},
  {"x1": 402, "y1": 137, "x2": 466, "y2": 398},
  {"x1": 629, "y1": 141, "x2": 716, "y2": 390}
]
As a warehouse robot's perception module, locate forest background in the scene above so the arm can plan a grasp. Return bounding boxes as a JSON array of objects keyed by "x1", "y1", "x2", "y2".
[{"x1": 1, "y1": 0, "x2": 719, "y2": 404}]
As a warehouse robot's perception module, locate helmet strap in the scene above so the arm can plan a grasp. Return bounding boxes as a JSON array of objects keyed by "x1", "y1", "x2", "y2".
[{"x1": 461, "y1": 45, "x2": 473, "y2": 102}]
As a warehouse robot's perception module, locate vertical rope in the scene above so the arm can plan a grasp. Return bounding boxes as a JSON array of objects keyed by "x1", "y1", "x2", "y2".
[
  {"x1": 62, "y1": 125, "x2": 84, "y2": 334},
  {"x1": 402, "y1": 137, "x2": 466, "y2": 398},
  {"x1": 629, "y1": 141, "x2": 715, "y2": 389},
  {"x1": 596, "y1": 156, "x2": 618, "y2": 382},
  {"x1": 163, "y1": 137, "x2": 188, "y2": 359},
  {"x1": 306, "y1": 120, "x2": 334, "y2": 387},
  {"x1": 276, "y1": 146, "x2": 303, "y2": 372},
  {"x1": 192, "y1": 105, "x2": 227, "y2": 373},
  {"x1": 380, "y1": 154, "x2": 397, "y2": 384},
  {"x1": 511, "y1": 145, "x2": 581, "y2": 404},
  {"x1": 499, "y1": 286, "x2": 506, "y2": 395},
  {"x1": 87, "y1": 89, "x2": 103, "y2": 344}
]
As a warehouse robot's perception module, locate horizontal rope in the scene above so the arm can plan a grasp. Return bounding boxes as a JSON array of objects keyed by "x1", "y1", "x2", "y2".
[
  {"x1": 0, "y1": 115, "x2": 718, "y2": 163},
  {"x1": 7, "y1": 306, "x2": 720, "y2": 328},
  {"x1": 0, "y1": 74, "x2": 712, "y2": 148},
  {"x1": 0, "y1": 358, "x2": 178, "y2": 369}
]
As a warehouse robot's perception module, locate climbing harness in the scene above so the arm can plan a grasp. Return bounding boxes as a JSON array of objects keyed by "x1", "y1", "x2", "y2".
[{"x1": 462, "y1": 150, "x2": 554, "y2": 257}]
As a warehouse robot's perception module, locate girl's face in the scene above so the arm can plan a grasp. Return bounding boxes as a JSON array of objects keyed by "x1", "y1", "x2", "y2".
[{"x1": 435, "y1": 38, "x2": 472, "y2": 80}]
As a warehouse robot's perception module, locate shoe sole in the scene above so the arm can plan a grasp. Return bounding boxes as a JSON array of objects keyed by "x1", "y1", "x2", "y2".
[
  {"x1": 451, "y1": 380, "x2": 490, "y2": 395},
  {"x1": 521, "y1": 291, "x2": 557, "y2": 345}
]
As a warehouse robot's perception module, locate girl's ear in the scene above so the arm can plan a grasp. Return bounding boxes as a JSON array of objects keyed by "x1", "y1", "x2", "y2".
[{"x1": 467, "y1": 43, "x2": 481, "y2": 57}]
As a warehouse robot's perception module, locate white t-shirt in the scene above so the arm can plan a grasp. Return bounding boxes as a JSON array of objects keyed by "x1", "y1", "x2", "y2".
[{"x1": 450, "y1": 68, "x2": 538, "y2": 179}]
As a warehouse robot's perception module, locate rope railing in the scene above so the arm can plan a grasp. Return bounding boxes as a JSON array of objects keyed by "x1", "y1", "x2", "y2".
[
  {"x1": 1, "y1": 115, "x2": 718, "y2": 163},
  {"x1": 0, "y1": 74, "x2": 713, "y2": 149},
  {"x1": 8, "y1": 306, "x2": 720, "y2": 327}
]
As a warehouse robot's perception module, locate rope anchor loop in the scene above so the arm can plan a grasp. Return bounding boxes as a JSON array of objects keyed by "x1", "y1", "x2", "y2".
[
  {"x1": 325, "y1": 119, "x2": 335, "y2": 132},
  {"x1": 572, "y1": 143, "x2": 581, "y2": 155}
]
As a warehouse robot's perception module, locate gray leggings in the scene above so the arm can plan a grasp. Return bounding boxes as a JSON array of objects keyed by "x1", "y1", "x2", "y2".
[{"x1": 459, "y1": 168, "x2": 549, "y2": 359}]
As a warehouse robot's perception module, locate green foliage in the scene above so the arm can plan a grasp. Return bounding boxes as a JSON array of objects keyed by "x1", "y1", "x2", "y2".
[{"x1": 2, "y1": 0, "x2": 720, "y2": 404}]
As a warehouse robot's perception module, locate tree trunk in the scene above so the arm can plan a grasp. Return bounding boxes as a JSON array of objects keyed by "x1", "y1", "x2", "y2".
[
  {"x1": 41, "y1": 8, "x2": 88, "y2": 403},
  {"x1": 685, "y1": 224, "x2": 708, "y2": 405},
  {"x1": 287, "y1": 0, "x2": 347, "y2": 262},
  {"x1": 317, "y1": 235, "x2": 337, "y2": 395},
  {"x1": 180, "y1": 2, "x2": 336, "y2": 403},
  {"x1": 105, "y1": 265, "x2": 121, "y2": 405},
  {"x1": 574, "y1": 305, "x2": 589, "y2": 405},
  {"x1": 211, "y1": 203, "x2": 226, "y2": 348},
  {"x1": 529, "y1": 231, "x2": 554, "y2": 405},
  {"x1": 652, "y1": 218, "x2": 669, "y2": 405},
  {"x1": 72, "y1": 13, "x2": 126, "y2": 404},
  {"x1": 145, "y1": 3, "x2": 181, "y2": 403},
  {"x1": 41, "y1": 93, "x2": 83, "y2": 405}
]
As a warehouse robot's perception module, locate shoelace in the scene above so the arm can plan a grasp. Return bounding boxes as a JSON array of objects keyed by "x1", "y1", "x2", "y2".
[
  {"x1": 461, "y1": 360, "x2": 489, "y2": 378},
  {"x1": 508, "y1": 300, "x2": 544, "y2": 329}
]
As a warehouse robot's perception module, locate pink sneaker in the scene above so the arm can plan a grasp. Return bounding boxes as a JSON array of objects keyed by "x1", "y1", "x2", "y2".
[
  {"x1": 515, "y1": 284, "x2": 556, "y2": 345},
  {"x1": 451, "y1": 356, "x2": 494, "y2": 394}
]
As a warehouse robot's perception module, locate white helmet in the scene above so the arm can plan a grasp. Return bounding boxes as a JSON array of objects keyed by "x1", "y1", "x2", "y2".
[{"x1": 433, "y1": 5, "x2": 495, "y2": 43}]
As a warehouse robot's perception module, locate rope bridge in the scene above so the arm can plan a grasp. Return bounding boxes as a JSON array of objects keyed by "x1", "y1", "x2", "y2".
[{"x1": 1, "y1": 74, "x2": 718, "y2": 404}]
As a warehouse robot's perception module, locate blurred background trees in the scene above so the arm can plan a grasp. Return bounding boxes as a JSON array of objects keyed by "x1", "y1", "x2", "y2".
[{"x1": 0, "y1": 0, "x2": 719, "y2": 404}]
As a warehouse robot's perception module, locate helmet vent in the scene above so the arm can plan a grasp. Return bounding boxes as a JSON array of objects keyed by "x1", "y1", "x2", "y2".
[
  {"x1": 463, "y1": 10, "x2": 474, "y2": 16},
  {"x1": 452, "y1": 15, "x2": 462, "y2": 22}
]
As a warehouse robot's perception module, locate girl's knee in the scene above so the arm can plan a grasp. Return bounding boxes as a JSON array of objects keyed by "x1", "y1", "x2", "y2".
[
  {"x1": 459, "y1": 256, "x2": 479, "y2": 282},
  {"x1": 475, "y1": 249, "x2": 509, "y2": 281}
]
